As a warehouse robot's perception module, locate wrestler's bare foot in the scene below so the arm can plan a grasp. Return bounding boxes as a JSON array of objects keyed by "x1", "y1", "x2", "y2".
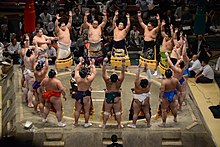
[
  {"x1": 117, "y1": 124, "x2": 124, "y2": 129},
  {"x1": 158, "y1": 123, "x2": 166, "y2": 127},
  {"x1": 28, "y1": 103, "x2": 34, "y2": 108},
  {"x1": 99, "y1": 124, "x2": 106, "y2": 128},
  {"x1": 146, "y1": 123, "x2": 151, "y2": 128},
  {"x1": 127, "y1": 124, "x2": 136, "y2": 128},
  {"x1": 73, "y1": 122, "x2": 79, "y2": 127},
  {"x1": 173, "y1": 117, "x2": 177, "y2": 122},
  {"x1": 58, "y1": 122, "x2": 66, "y2": 127},
  {"x1": 84, "y1": 123, "x2": 92, "y2": 128},
  {"x1": 42, "y1": 118, "x2": 47, "y2": 123}
]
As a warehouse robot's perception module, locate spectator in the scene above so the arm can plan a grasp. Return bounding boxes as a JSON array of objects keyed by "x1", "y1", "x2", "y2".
[
  {"x1": 107, "y1": 135, "x2": 123, "y2": 147},
  {"x1": 189, "y1": 55, "x2": 201, "y2": 77},
  {"x1": 46, "y1": 43, "x2": 57, "y2": 65},
  {"x1": 39, "y1": 8, "x2": 52, "y2": 26},
  {"x1": 129, "y1": 25, "x2": 141, "y2": 47},
  {"x1": 87, "y1": 7, "x2": 99, "y2": 23},
  {"x1": 7, "y1": 37, "x2": 21, "y2": 64},
  {"x1": 189, "y1": 34, "x2": 206, "y2": 58},
  {"x1": 0, "y1": 41, "x2": 4, "y2": 62},
  {"x1": 195, "y1": 59, "x2": 214, "y2": 83},
  {"x1": 0, "y1": 24, "x2": 10, "y2": 45},
  {"x1": 180, "y1": 6, "x2": 193, "y2": 35},
  {"x1": 46, "y1": 0, "x2": 58, "y2": 16},
  {"x1": 162, "y1": 9, "x2": 176, "y2": 30},
  {"x1": 198, "y1": 44, "x2": 212, "y2": 62}
]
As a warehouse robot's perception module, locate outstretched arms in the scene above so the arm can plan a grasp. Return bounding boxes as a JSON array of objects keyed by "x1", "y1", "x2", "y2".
[
  {"x1": 100, "y1": 10, "x2": 107, "y2": 30},
  {"x1": 125, "y1": 13, "x2": 131, "y2": 33},
  {"x1": 118, "y1": 57, "x2": 126, "y2": 81},
  {"x1": 67, "y1": 11, "x2": 73, "y2": 29},
  {"x1": 102, "y1": 57, "x2": 109, "y2": 82},
  {"x1": 137, "y1": 11, "x2": 146, "y2": 29},
  {"x1": 84, "y1": 10, "x2": 91, "y2": 28},
  {"x1": 112, "y1": 10, "x2": 119, "y2": 29}
]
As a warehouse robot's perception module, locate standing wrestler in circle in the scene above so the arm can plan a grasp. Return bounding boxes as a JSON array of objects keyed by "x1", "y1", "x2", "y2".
[
  {"x1": 41, "y1": 69, "x2": 67, "y2": 127},
  {"x1": 112, "y1": 10, "x2": 130, "y2": 56},
  {"x1": 33, "y1": 55, "x2": 49, "y2": 115},
  {"x1": 83, "y1": 9, "x2": 107, "y2": 66},
  {"x1": 74, "y1": 57, "x2": 97, "y2": 128},
  {"x1": 100, "y1": 57, "x2": 125, "y2": 129},
  {"x1": 55, "y1": 11, "x2": 73, "y2": 71},
  {"x1": 23, "y1": 48, "x2": 37, "y2": 108},
  {"x1": 137, "y1": 11, "x2": 160, "y2": 73},
  {"x1": 128, "y1": 63, "x2": 152, "y2": 128},
  {"x1": 159, "y1": 69, "x2": 181, "y2": 127}
]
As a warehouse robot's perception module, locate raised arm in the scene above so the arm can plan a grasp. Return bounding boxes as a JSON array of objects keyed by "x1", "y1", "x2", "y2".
[
  {"x1": 135, "y1": 63, "x2": 141, "y2": 83},
  {"x1": 84, "y1": 10, "x2": 91, "y2": 28},
  {"x1": 112, "y1": 10, "x2": 119, "y2": 29},
  {"x1": 55, "y1": 14, "x2": 61, "y2": 34},
  {"x1": 74, "y1": 57, "x2": 84, "y2": 79},
  {"x1": 165, "y1": 52, "x2": 180, "y2": 73},
  {"x1": 118, "y1": 57, "x2": 126, "y2": 81},
  {"x1": 88, "y1": 58, "x2": 97, "y2": 81},
  {"x1": 161, "y1": 20, "x2": 167, "y2": 38},
  {"x1": 154, "y1": 14, "x2": 161, "y2": 33},
  {"x1": 102, "y1": 57, "x2": 109, "y2": 82},
  {"x1": 137, "y1": 11, "x2": 146, "y2": 29},
  {"x1": 124, "y1": 13, "x2": 131, "y2": 33},
  {"x1": 100, "y1": 10, "x2": 107, "y2": 30},
  {"x1": 67, "y1": 11, "x2": 73, "y2": 29}
]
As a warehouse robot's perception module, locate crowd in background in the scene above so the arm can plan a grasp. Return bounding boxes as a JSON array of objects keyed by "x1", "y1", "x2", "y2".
[{"x1": 0, "y1": 0, "x2": 219, "y2": 82}]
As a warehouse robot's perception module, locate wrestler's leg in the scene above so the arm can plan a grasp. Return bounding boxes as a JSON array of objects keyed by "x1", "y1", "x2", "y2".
[
  {"x1": 33, "y1": 89, "x2": 39, "y2": 113},
  {"x1": 132, "y1": 100, "x2": 141, "y2": 127},
  {"x1": 42, "y1": 100, "x2": 51, "y2": 122},
  {"x1": 159, "y1": 98, "x2": 169, "y2": 127},
  {"x1": 74, "y1": 100, "x2": 83, "y2": 126},
  {"x1": 37, "y1": 87, "x2": 44, "y2": 115},
  {"x1": 103, "y1": 101, "x2": 112, "y2": 128},
  {"x1": 50, "y1": 96, "x2": 65, "y2": 127},
  {"x1": 83, "y1": 96, "x2": 91, "y2": 126},
  {"x1": 170, "y1": 96, "x2": 178, "y2": 122},
  {"x1": 27, "y1": 76, "x2": 34, "y2": 108},
  {"x1": 178, "y1": 86, "x2": 184, "y2": 112},
  {"x1": 142, "y1": 98, "x2": 151, "y2": 127},
  {"x1": 113, "y1": 98, "x2": 122, "y2": 128}
]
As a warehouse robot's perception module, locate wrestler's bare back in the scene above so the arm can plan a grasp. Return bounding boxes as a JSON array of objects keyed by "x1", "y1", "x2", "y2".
[
  {"x1": 105, "y1": 80, "x2": 123, "y2": 93},
  {"x1": 41, "y1": 78, "x2": 65, "y2": 93},
  {"x1": 76, "y1": 78, "x2": 93, "y2": 91},
  {"x1": 113, "y1": 28, "x2": 127, "y2": 41},
  {"x1": 161, "y1": 39, "x2": 173, "y2": 52},
  {"x1": 24, "y1": 54, "x2": 35, "y2": 70},
  {"x1": 34, "y1": 68, "x2": 48, "y2": 82},
  {"x1": 162, "y1": 78, "x2": 179, "y2": 92},
  {"x1": 57, "y1": 27, "x2": 70, "y2": 45},
  {"x1": 88, "y1": 26, "x2": 102, "y2": 42}
]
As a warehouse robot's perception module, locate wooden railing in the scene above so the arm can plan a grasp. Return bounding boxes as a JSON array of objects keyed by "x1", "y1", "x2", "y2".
[{"x1": 0, "y1": 66, "x2": 16, "y2": 138}]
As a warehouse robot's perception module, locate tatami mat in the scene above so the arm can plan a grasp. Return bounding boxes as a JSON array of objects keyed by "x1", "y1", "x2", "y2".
[{"x1": 188, "y1": 78, "x2": 220, "y2": 147}]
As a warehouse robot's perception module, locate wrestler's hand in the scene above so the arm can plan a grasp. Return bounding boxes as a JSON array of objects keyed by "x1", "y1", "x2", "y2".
[
  {"x1": 170, "y1": 24, "x2": 173, "y2": 30},
  {"x1": 63, "y1": 96, "x2": 67, "y2": 101},
  {"x1": 104, "y1": 57, "x2": 108, "y2": 63},
  {"x1": 156, "y1": 13, "x2": 160, "y2": 20},
  {"x1": 79, "y1": 57, "x2": 84, "y2": 64},
  {"x1": 165, "y1": 52, "x2": 169, "y2": 57},
  {"x1": 180, "y1": 31, "x2": 183, "y2": 37},
  {"x1": 126, "y1": 13, "x2": 130, "y2": 18},
  {"x1": 69, "y1": 11, "x2": 73, "y2": 17},
  {"x1": 56, "y1": 14, "x2": 61, "y2": 20},
  {"x1": 115, "y1": 10, "x2": 119, "y2": 16},
  {"x1": 137, "y1": 11, "x2": 141, "y2": 16},
  {"x1": 162, "y1": 20, "x2": 166, "y2": 26},
  {"x1": 90, "y1": 58, "x2": 95, "y2": 66},
  {"x1": 175, "y1": 27, "x2": 178, "y2": 33},
  {"x1": 85, "y1": 10, "x2": 90, "y2": 16},
  {"x1": 103, "y1": 10, "x2": 107, "y2": 16}
]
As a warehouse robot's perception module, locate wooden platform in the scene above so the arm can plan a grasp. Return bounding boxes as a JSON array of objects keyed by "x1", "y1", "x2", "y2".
[{"x1": 188, "y1": 78, "x2": 220, "y2": 147}]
